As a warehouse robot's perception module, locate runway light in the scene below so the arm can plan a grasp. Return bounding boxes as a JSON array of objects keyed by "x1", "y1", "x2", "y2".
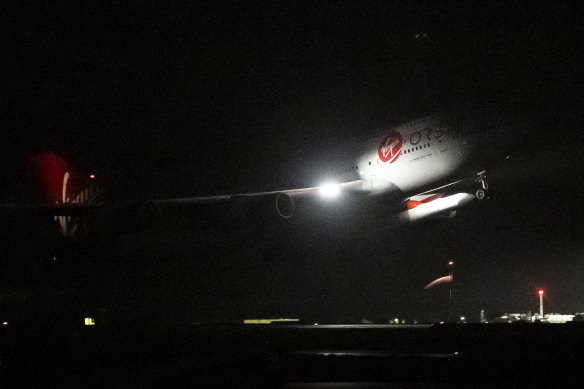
[
  {"x1": 89, "y1": 174, "x2": 95, "y2": 179},
  {"x1": 2, "y1": 321, "x2": 8, "y2": 326},
  {"x1": 448, "y1": 261, "x2": 454, "y2": 266},
  {"x1": 244, "y1": 318, "x2": 300, "y2": 324},
  {"x1": 84, "y1": 317, "x2": 95, "y2": 326},
  {"x1": 319, "y1": 182, "x2": 340, "y2": 198},
  {"x1": 538, "y1": 289, "x2": 544, "y2": 296}
]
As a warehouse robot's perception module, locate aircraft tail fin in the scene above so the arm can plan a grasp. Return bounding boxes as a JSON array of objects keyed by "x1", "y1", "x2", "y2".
[{"x1": 32, "y1": 152, "x2": 102, "y2": 237}]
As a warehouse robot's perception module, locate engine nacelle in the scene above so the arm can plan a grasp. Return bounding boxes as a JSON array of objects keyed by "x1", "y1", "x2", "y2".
[{"x1": 275, "y1": 193, "x2": 295, "y2": 218}]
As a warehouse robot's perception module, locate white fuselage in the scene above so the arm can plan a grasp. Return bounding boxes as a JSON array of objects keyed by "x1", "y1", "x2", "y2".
[{"x1": 334, "y1": 115, "x2": 479, "y2": 196}]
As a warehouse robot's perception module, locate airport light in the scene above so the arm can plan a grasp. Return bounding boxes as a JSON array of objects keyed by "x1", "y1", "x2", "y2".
[
  {"x1": 538, "y1": 289, "x2": 544, "y2": 317},
  {"x1": 84, "y1": 317, "x2": 95, "y2": 326},
  {"x1": 448, "y1": 261, "x2": 454, "y2": 266},
  {"x1": 89, "y1": 174, "x2": 95, "y2": 179}
]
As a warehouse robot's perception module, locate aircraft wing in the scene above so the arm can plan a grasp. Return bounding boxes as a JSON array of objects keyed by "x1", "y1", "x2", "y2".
[
  {"x1": 1, "y1": 151, "x2": 365, "y2": 236},
  {"x1": 144, "y1": 179, "x2": 363, "y2": 210},
  {"x1": 1, "y1": 180, "x2": 363, "y2": 218},
  {"x1": 144, "y1": 180, "x2": 362, "y2": 219}
]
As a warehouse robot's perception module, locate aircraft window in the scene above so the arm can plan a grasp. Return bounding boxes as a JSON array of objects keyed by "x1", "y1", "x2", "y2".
[{"x1": 369, "y1": 161, "x2": 371, "y2": 165}]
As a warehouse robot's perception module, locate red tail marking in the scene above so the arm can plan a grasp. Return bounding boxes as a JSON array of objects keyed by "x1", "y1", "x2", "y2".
[
  {"x1": 33, "y1": 152, "x2": 84, "y2": 204},
  {"x1": 407, "y1": 194, "x2": 442, "y2": 210},
  {"x1": 32, "y1": 152, "x2": 101, "y2": 237}
]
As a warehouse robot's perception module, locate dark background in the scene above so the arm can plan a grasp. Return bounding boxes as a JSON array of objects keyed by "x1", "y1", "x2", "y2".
[{"x1": 1, "y1": 2, "x2": 583, "y2": 324}]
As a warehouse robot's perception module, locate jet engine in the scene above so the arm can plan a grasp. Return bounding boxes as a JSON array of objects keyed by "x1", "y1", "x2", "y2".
[{"x1": 275, "y1": 193, "x2": 294, "y2": 218}]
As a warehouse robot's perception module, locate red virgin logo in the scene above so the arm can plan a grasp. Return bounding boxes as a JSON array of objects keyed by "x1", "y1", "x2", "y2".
[{"x1": 378, "y1": 132, "x2": 403, "y2": 163}]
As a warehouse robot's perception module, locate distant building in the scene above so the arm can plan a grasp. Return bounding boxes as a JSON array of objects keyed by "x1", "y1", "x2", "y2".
[
  {"x1": 495, "y1": 313, "x2": 575, "y2": 323},
  {"x1": 542, "y1": 314, "x2": 574, "y2": 323}
]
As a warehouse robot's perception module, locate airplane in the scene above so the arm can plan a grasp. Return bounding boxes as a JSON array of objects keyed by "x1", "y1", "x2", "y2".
[{"x1": 4, "y1": 112, "x2": 526, "y2": 237}]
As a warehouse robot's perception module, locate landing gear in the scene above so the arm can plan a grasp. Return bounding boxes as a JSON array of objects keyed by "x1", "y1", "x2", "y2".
[
  {"x1": 474, "y1": 175, "x2": 490, "y2": 200},
  {"x1": 475, "y1": 188, "x2": 487, "y2": 200}
]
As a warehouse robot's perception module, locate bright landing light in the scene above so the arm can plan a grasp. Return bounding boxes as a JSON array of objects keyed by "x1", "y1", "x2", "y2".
[{"x1": 319, "y1": 182, "x2": 340, "y2": 198}]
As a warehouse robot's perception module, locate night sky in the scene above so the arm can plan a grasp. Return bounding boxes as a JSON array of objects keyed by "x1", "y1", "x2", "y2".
[{"x1": 2, "y1": 2, "x2": 583, "y2": 324}]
